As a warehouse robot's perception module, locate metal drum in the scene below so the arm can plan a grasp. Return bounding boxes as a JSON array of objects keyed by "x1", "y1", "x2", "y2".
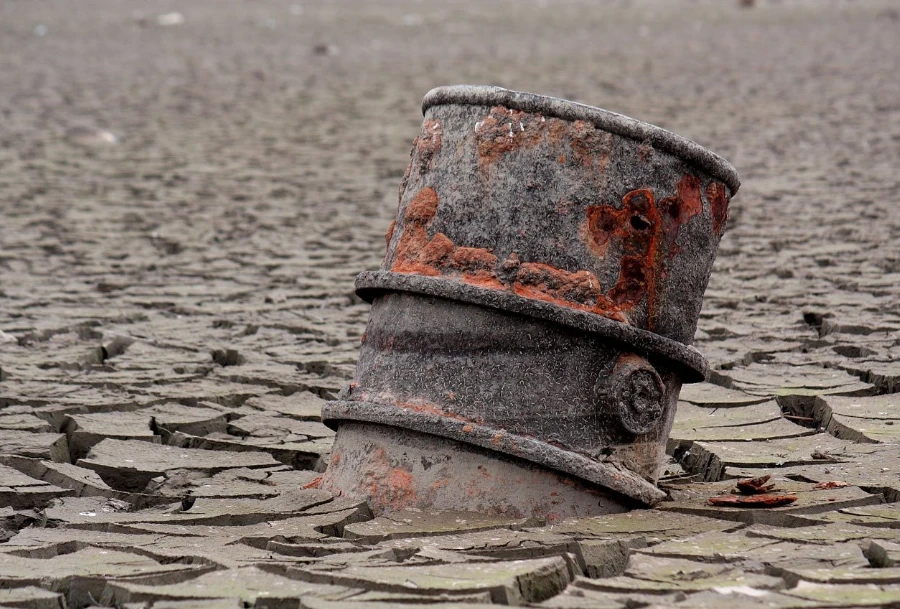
[{"x1": 322, "y1": 85, "x2": 739, "y2": 520}]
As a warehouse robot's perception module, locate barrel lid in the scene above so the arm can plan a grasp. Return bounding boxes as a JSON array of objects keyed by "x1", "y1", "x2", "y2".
[{"x1": 423, "y1": 85, "x2": 740, "y2": 196}]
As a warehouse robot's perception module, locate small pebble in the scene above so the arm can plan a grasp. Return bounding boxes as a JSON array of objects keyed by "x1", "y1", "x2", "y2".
[
  {"x1": 65, "y1": 126, "x2": 118, "y2": 146},
  {"x1": 157, "y1": 12, "x2": 185, "y2": 26}
]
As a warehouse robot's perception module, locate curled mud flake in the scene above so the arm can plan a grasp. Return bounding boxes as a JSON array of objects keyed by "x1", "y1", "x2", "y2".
[
  {"x1": 708, "y1": 494, "x2": 798, "y2": 508},
  {"x1": 404, "y1": 186, "x2": 440, "y2": 224},
  {"x1": 707, "y1": 181, "x2": 730, "y2": 236},
  {"x1": 813, "y1": 480, "x2": 848, "y2": 490},
  {"x1": 736, "y1": 474, "x2": 776, "y2": 495},
  {"x1": 302, "y1": 476, "x2": 323, "y2": 489},
  {"x1": 451, "y1": 246, "x2": 499, "y2": 272}
]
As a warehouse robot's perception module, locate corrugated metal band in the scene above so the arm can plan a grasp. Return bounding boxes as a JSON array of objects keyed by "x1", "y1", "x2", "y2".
[{"x1": 355, "y1": 270, "x2": 709, "y2": 383}]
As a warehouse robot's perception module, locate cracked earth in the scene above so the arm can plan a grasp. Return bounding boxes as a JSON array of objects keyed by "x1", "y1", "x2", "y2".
[{"x1": 0, "y1": 0, "x2": 899, "y2": 607}]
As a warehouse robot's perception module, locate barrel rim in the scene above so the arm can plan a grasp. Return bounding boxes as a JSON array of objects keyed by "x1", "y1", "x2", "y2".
[
  {"x1": 355, "y1": 270, "x2": 709, "y2": 383},
  {"x1": 422, "y1": 84, "x2": 741, "y2": 195},
  {"x1": 323, "y1": 399, "x2": 667, "y2": 506}
]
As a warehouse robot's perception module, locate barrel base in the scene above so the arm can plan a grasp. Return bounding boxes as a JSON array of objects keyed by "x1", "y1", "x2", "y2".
[{"x1": 321, "y1": 422, "x2": 639, "y2": 521}]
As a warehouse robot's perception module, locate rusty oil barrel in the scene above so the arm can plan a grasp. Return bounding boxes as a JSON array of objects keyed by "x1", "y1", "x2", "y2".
[{"x1": 321, "y1": 85, "x2": 740, "y2": 520}]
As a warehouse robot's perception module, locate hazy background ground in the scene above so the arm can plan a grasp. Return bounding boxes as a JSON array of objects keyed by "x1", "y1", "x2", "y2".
[{"x1": 1, "y1": 0, "x2": 898, "y2": 384}]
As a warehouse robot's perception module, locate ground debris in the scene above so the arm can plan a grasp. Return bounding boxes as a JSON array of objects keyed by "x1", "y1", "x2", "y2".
[
  {"x1": 735, "y1": 474, "x2": 776, "y2": 495},
  {"x1": 709, "y1": 494, "x2": 798, "y2": 508}
]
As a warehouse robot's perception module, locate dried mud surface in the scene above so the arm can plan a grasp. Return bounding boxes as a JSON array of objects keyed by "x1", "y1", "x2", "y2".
[{"x1": 1, "y1": 0, "x2": 899, "y2": 607}]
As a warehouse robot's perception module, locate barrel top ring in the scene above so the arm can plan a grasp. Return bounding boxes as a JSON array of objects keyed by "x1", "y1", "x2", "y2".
[{"x1": 422, "y1": 85, "x2": 740, "y2": 195}]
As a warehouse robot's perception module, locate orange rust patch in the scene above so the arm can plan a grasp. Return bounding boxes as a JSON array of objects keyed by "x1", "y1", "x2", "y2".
[
  {"x1": 417, "y1": 119, "x2": 442, "y2": 155},
  {"x1": 474, "y1": 107, "x2": 610, "y2": 174},
  {"x1": 515, "y1": 262, "x2": 601, "y2": 306},
  {"x1": 513, "y1": 261, "x2": 627, "y2": 322},
  {"x1": 380, "y1": 397, "x2": 481, "y2": 425},
  {"x1": 384, "y1": 220, "x2": 396, "y2": 248},
  {"x1": 404, "y1": 187, "x2": 439, "y2": 224},
  {"x1": 390, "y1": 187, "x2": 504, "y2": 287},
  {"x1": 476, "y1": 106, "x2": 544, "y2": 164},
  {"x1": 676, "y1": 174, "x2": 702, "y2": 218},
  {"x1": 392, "y1": 227, "x2": 439, "y2": 276},
  {"x1": 363, "y1": 447, "x2": 418, "y2": 513},
  {"x1": 430, "y1": 478, "x2": 450, "y2": 490},
  {"x1": 421, "y1": 232, "x2": 455, "y2": 265},
  {"x1": 461, "y1": 270, "x2": 505, "y2": 291},
  {"x1": 608, "y1": 255, "x2": 651, "y2": 309},
  {"x1": 462, "y1": 424, "x2": 474, "y2": 433},
  {"x1": 659, "y1": 174, "x2": 703, "y2": 259},
  {"x1": 391, "y1": 187, "x2": 443, "y2": 276},
  {"x1": 568, "y1": 120, "x2": 612, "y2": 170},
  {"x1": 585, "y1": 188, "x2": 662, "y2": 323},
  {"x1": 707, "y1": 181, "x2": 730, "y2": 236},
  {"x1": 451, "y1": 247, "x2": 498, "y2": 272}
]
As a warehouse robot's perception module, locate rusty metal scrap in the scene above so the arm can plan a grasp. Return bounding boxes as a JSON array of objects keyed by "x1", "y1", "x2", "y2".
[{"x1": 322, "y1": 85, "x2": 740, "y2": 519}]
